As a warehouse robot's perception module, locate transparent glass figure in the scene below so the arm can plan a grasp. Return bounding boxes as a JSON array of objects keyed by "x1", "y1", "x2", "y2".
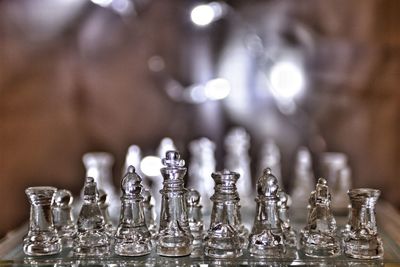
[
  {"x1": 332, "y1": 167, "x2": 352, "y2": 215},
  {"x1": 73, "y1": 177, "x2": 110, "y2": 257},
  {"x1": 277, "y1": 190, "x2": 297, "y2": 248},
  {"x1": 300, "y1": 178, "x2": 340, "y2": 258},
  {"x1": 248, "y1": 168, "x2": 286, "y2": 258},
  {"x1": 23, "y1": 186, "x2": 62, "y2": 256},
  {"x1": 344, "y1": 188, "x2": 383, "y2": 259},
  {"x1": 52, "y1": 189, "x2": 77, "y2": 248},
  {"x1": 82, "y1": 152, "x2": 119, "y2": 219},
  {"x1": 156, "y1": 150, "x2": 193, "y2": 257},
  {"x1": 114, "y1": 166, "x2": 152, "y2": 256},
  {"x1": 98, "y1": 190, "x2": 115, "y2": 237},
  {"x1": 291, "y1": 147, "x2": 315, "y2": 211},
  {"x1": 186, "y1": 189, "x2": 204, "y2": 251},
  {"x1": 188, "y1": 137, "x2": 216, "y2": 213},
  {"x1": 224, "y1": 127, "x2": 253, "y2": 207},
  {"x1": 204, "y1": 170, "x2": 243, "y2": 259},
  {"x1": 142, "y1": 189, "x2": 157, "y2": 237},
  {"x1": 258, "y1": 140, "x2": 284, "y2": 190}
]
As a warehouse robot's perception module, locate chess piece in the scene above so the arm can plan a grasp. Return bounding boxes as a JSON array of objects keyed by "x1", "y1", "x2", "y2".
[
  {"x1": 114, "y1": 166, "x2": 152, "y2": 256},
  {"x1": 188, "y1": 137, "x2": 216, "y2": 212},
  {"x1": 204, "y1": 170, "x2": 243, "y2": 259},
  {"x1": 344, "y1": 188, "x2": 383, "y2": 259},
  {"x1": 142, "y1": 189, "x2": 157, "y2": 237},
  {"x1": 23, "y1": 186, "x2": 61, "y2": 256},
  {"x1": 123, "y1": 145, "x2": 142, "y2": 175},
  {"x1": 74, "y1": 177, "x2": 110, "y2": 256},
  {"x1": 277, "y1": 190, "x2": 297, "y2": 248},
  {"x1": 52, "y1": 189, "x2": 77, "y2": 248},
  {"x1": 98, "y1": 190, "x2": 115, "y2": 237},
  {"x1": 291, "y1": 147, "x2": 315, "y2": 211},
  {"x1": 320, "y1": 152, "x2": 347, "y2": 188},
  {"x1": 82, "y1": 152, "x2": 119, "y2": 220},
  {"x1": 186, "y1": 189, "x2": 204, "y2": 249},
  {"x1": 258, "y1": 140, "x2": 283, "y2": 190},
  {"x1": 224, "y1": 127, "x2": 253, "y2": 207},
  {"x1": 332, "y1": 167, "x2": 352, "y2": 214},
  {"x1": 248, "y1": 168, "x2": 286, "y2": 258},
  {"x1": 300, "y1": 178, "x2": 340, "y2": 257},
  {"x1": 156, "y1": 151, "x2": 193, "y2": 257}
]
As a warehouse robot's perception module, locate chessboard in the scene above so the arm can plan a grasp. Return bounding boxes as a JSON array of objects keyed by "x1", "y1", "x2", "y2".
[{"x1": 1, "y1": 201, "x2": 399, "y2": 266}]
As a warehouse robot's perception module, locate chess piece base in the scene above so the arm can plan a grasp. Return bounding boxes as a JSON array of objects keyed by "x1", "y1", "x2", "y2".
[
  {"x1": 344, "y1": 236, "x2": 383, "y2": 259},
  {"x1": 23, "y1": 234, "x2": 61, "y2": 256}
]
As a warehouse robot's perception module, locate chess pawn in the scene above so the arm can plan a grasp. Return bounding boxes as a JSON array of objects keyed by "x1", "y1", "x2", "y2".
[
  {"x1": 123, "y1": 145, "x2": 142, "y2": 174},
  {"x1": 52, "y1": 189, "x2": 77, "y2": 248},
  {"x1": 156, "y1": 150, "x2": 193, "y2": 257},
  {"x1": 300, "y1": 178, "x2": 340, "y2": 257},
  {"x1": 142, "y1": 189, "x2": 157, "y2": 237},
  {"x1": 291, "y1": 147, "x2": 315, "y2": 211},
  {"x1": 344, "y1": 188, "x2": 383, "y2": 259},
  {"x1": 114, "y1": 166, "x2": 152, "y2": 256},
  {"x1": 98, "y1": 190, "x2": 115, "y2": 237},
  {"x1": 23, "y1": 186, "x2": 61, "y2": 256},
  {"x1": 277, "y1": 191, "x2": 297, "y2": 249},
  {"x1": 73, "y1": 177, "x2": 110, "y2": 256},
  {"x1": 186, "y1": 189, "x2": 204, "y2": 248},
  {"x1": 204, "y1": 170, "x2": 243, "y2": 259},
  {"x1": 248, "y1": 168, "x2": 286, "y2": 258},
  {"x1": 332, "y1": 167, "x2": 352, "y2": 215}
]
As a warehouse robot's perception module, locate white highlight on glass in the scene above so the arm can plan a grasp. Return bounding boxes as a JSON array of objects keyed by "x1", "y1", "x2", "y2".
[
  {"x1": 90, "y1": 0, "x2": 112, "y2": 7},
  {"x1": 204, "y1": 78, "x2": 231, "y2": 100},
  {"x1": 190, "y1": 2, "x2": 225, "y2": 27},
  {"x1": 269, "y1": 61, "x2": 305, "y2": 99},
  {"x1": 140, "y1": 156, "x2": 163, "y2": 177}
]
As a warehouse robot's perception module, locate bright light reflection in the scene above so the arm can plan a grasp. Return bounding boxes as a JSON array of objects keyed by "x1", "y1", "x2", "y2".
[
  {"x1": 91, "y1": 0, "x2": 112, "y2": 7},
  {"x1": 140, "y1": 156, "x2": 162, "y2": 177},
  {"x1": 269, "y1": 61, "x2": 305, "y2": 98},
  {"x1": 204, "y1": 78, "x2": 231, "y2": 100},
  {"x1": 190, "y1": 4, "x2": 216, "y2": 26}
]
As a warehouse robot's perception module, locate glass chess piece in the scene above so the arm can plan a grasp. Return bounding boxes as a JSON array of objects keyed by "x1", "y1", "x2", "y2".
[
  {"x1": 300, "y1": 178, "x2": 340, "y2": 258},
  {"x1": 248, "y1": 168, "x2": 286, "y2": 258},
  {"x1": 52, "y1": 189, "x2": 77, "y2": 248},
  {"x1": 277, "y1": 190, "x2": 297, "y2": 249},
  {"x1": 82, "y1": 152, "x2": 119, "y2": 220},
  {"x1": 188, "y1": 137, "x2": 216, "y2": 213},
  {"x1": 332, "y1": 167, "x2": 352, "y2": 215},
  {"x1": 156, "y1": 150, "x2": 193, "y2": 257},
  {"x1": 23, "y1": 186, "x2": 62, "y2": 256},
  {"x1": 204, "y1": 170, "x2": 243, "y2": 259},
  {"x1": 343, "y1": 188, "x2": 383, "y2": 259},
  {"x1": 114, "y1": 166, "x2": 152, "y2": 256},
  {"x1": 98, "y1": 190, "x2": 115, "y2": 237},
  {"x1": 142, "y1": 189, "x2": 157, "y2": 237},
  {"x1": 73, "y1": 177, "x2": 111, "y2": 257},
  {"x1": 186, "y1": 189, "x2": 204, "y2": 256},
  {"x1": 123, "y1": 145, "x2": 142, "y2": 175},
  {"x1": 290, "y1": 147, "x2": 315, "y2": 212},
  {"x1": 320, "y1": 152, "x2": 347, "y2": 190},
  {"x1": 258, "y1": 139, "x2": 284, "y2": 190},
  {"x1": 224, "y1": 127, "x2": 253, "y2": 207}
]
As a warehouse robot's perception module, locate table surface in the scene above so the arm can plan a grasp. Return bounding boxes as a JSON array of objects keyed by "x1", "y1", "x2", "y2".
[{"x1": 0, "y1": 201, "x2": 399, "y2": 266}]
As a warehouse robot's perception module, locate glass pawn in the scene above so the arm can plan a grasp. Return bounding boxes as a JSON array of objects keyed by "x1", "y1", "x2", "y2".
[
  {"x1": 300, "y1": 178, "x2": 340, "y2": 258},
  {"x1": 156, "y1": 150, "x2": 193, "y2": 257},
  {"x1": 332, "y1": 167, "x2": 352, "y2": 215},
  {"x1": 114, "y1": 166, "x2": 152, "y2": 256},
  {"x1": 186, "y1": 189, "x2": 204, "y2": 252},
  {"x1": 142, "y1": 189, "x2": 157, "y2": 237},
  {"x1": 204, "y1": 170, "x2": 243, "y2": 259},
  {"x1": 277, "y1": 190, "x2": 297, "y2": 249},
  {"x1": 98, "y1": 190, "x2": 115, "y2": 237},
  {"x1": 248, "y1": 168, "x2": 286, "y2": 258},
  {"x1": 258, "y1": 139, "x2": 284, "y2": 190},
  {"x1": 73, "y1": 177, "x2": 111, "y2": 257},
  {"x1": 52, "y1": 189, "x2": 77, "y2": 248},
  {"x1": 23, "y1": 186, "x2": 61, "y2": 256},
  {"x1": 344, "y1": 188, "x2": 383, "y2": 259}
]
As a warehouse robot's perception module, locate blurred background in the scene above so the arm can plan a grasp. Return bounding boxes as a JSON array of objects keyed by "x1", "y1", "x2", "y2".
[{"x1": 0, "y1": 0, "x2": 399, "y2": 237}]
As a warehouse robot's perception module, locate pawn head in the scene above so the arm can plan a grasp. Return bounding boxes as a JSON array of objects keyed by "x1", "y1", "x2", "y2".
[
  {"x1": 121, "y1": 165, "x2": 143, "y2": 196},
  {"x1": 53, "y1": 189, "x2": 73, "y2": 207}
]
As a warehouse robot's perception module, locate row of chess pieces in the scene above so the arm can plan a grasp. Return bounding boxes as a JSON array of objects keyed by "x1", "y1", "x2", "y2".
[{"x1": 23, "y1": 150, "x2": 383, "y2": 261}]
